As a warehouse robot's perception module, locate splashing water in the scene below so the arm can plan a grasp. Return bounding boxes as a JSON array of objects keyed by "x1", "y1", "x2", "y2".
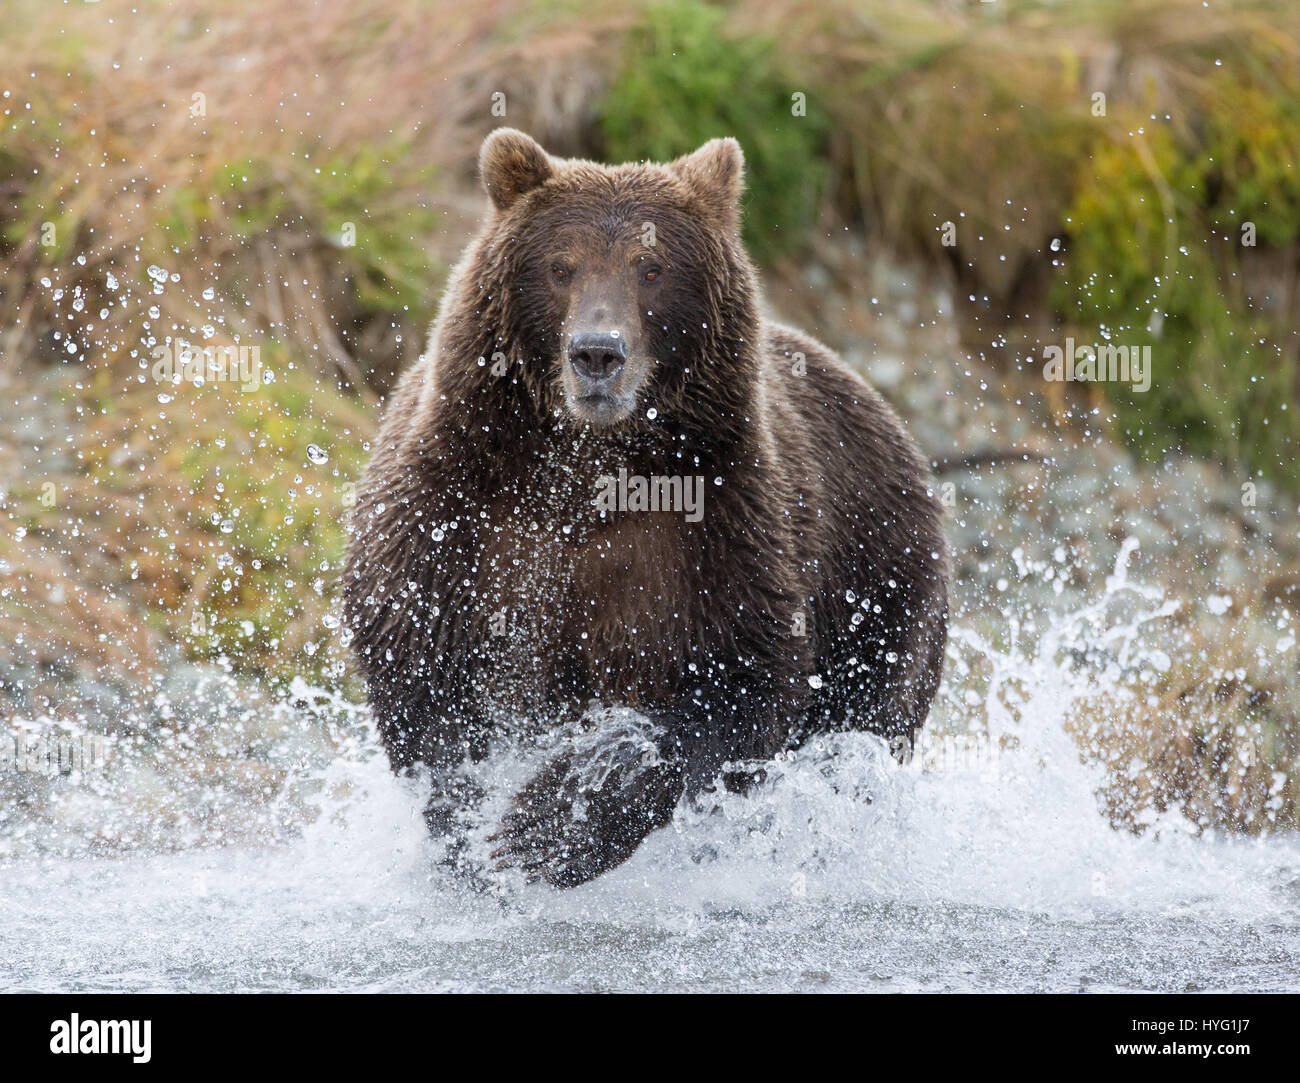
[{"x1": 2, "y1": 544, "x2": 1297, "y2": 992}]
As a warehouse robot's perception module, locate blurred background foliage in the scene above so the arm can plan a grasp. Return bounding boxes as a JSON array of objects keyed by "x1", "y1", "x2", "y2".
[
  {"x1": 6, "y1": 0, "x2": 1290, "y2": 487},
  {"x1": 1, "y1": 0, "x2": 1298, "y2": 830},
  {"x1": 601, "y1": 0, "x2": 832, "y2": 259}
]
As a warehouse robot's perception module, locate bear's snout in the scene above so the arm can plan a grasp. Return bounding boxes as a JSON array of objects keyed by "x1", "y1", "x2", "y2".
[{"x1": 567, "y1": 331, "x2": 627, "y2": 386}]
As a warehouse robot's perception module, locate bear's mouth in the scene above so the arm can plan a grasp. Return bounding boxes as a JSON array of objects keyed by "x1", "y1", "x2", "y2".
[{"x1": 572, "y1": 390, "x2": 636, "y2": 426}]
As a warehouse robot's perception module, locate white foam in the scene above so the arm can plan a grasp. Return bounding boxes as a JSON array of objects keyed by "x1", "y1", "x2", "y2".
[{"x1": 2, "y1": 539, "x2": 1297, "y2": 990}]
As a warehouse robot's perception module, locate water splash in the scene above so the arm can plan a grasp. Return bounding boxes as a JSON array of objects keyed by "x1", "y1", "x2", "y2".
[{"x1": 2, "y1": 542, "x2": 1298, "y2": 991}]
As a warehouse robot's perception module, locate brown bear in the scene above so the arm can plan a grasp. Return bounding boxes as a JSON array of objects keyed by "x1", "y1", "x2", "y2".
[{"x1": 342, "y1": 128, "x2": 949, "y2": 887}]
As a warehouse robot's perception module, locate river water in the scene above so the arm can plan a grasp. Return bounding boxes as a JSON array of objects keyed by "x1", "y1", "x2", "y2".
[{"x1": 3, "y1": 550, "x2": 1298, "y2": 993}]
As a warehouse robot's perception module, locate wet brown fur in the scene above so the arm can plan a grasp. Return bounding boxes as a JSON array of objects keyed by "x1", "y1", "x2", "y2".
[{"x1": 342, "y1": 130, "x2": 949, "y2": 887}]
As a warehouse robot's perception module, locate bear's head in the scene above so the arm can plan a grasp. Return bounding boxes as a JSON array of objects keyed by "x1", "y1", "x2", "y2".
[{"x1": 473, "y1": 128, "x2": 758, "y2": 431}]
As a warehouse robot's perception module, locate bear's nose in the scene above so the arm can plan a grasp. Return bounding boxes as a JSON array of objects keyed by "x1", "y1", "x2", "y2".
[{"x1": 568, "y1": 332, "x2": 627, "y2": 383}]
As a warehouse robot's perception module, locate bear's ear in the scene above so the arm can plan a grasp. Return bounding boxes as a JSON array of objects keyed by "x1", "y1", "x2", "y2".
[
  {"x1": 480, "y1": 128, "x2": 555, "y2": 212},
  {"x1": 670, "y1": 137, "x2": 745, "y2": 230}
]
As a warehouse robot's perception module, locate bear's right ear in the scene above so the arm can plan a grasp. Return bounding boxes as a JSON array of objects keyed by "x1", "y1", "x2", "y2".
[
  {"x1": 669, "y1": 137, "x2": 745, "y2": 231},
  {"x1": 480, "y1": 128, "x2": 555, "y2": 212}
]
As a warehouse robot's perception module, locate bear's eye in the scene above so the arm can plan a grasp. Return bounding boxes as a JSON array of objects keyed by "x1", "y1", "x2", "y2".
[
  {"x1": 642, "y1": 266, "x2": 661, "y2": 283},
  {"x1": 551, "y1": 263, "x2": 569, "y2": 283}
]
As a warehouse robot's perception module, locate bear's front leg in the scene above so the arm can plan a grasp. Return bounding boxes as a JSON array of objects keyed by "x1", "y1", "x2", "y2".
[
  {"x1": 491, "y1": 666, "x2": 805, "y2": 887},
  {"x1": 489, "y1": 728, "x2": 685, "y2": 888}
]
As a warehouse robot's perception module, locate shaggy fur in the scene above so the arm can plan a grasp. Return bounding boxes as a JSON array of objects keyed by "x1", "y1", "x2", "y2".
[{"x1": 342, "y1": 129, "x2": 949, "y2": 887}]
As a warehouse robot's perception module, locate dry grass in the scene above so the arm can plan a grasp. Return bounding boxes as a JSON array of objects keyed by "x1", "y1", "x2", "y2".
[
  {"x1": 4, "y1": 0, "x2": 1297, "y2": 382},
  {"x1": 733, "y1": 0, "x2": 1300, "y2": 289},
  {"x1": 1069, "y1": 606, "x2": 1300, "y2": 834},
  {"x1": 0, "y1": 0, "x2": 635, "y2": 391}
]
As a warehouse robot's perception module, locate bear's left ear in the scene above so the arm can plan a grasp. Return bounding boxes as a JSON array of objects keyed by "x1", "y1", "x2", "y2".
[
  {"x1": 480, "y1": 128, "x2": 555, "y2": 212},
  {"x1": 670, "y1": 138, "x2": 745, "y2": 230}
]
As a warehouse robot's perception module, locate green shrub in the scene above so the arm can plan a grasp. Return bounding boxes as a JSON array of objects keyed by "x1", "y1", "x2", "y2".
[
  {"x1": 601, "y1": 0, "x2": 831, "y2": 260},
  {"x1": 1055, "y1": 71, "x2": 1300, "y2": 483}
]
